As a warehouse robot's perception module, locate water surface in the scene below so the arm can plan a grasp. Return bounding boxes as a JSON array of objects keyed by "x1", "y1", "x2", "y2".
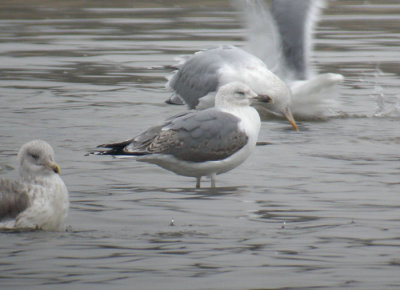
[{"x1": 0, "y1": 0, "x2": 400, "y2": 289}]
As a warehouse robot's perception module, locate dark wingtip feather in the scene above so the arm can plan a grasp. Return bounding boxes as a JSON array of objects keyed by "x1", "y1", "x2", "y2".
[
  {"x1": 88, "y1": 139, "x2": 150, "y2": 156},
  {"x1": 85, "y1": 140, "x2": 133, "y2": 156}
]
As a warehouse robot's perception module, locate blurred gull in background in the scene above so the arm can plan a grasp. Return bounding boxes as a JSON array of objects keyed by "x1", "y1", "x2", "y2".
[
  {"x1": 166, "y1": 0, "x2": 343, "y2": 125},
  {"x1": 236, "y1": 0, "x2": 344, "y2": 119}
]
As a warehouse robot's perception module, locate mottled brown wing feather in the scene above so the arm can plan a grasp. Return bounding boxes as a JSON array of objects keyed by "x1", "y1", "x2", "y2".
[{"x1": 0, "y1": 179, "x2": 29, "y2": 221}]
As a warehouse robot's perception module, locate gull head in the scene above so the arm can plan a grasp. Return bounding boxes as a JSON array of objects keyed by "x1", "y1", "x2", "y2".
[
  {"x1": 18, "y1": 140, "x2": 61, "y2": 181},
  {"x1": 215, "y1": 82, "x2": 271, "y2": 109},
  {"x1": 252, "y1": 71, "x2": 298, "y2": 131}
]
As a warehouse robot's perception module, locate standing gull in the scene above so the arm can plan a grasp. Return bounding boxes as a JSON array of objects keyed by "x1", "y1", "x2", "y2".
[
  {"x1": 0, "y1": 140, "x2": 69, "y2": 231},
  {"x1": 96, "y1": 82, "x2": 270, "y2": 188}
]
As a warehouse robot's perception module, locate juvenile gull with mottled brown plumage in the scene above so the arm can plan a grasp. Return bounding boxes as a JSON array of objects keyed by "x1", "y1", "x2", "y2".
[{"x1": 0, "y1": 140, "x2": 69, "y2": 231}]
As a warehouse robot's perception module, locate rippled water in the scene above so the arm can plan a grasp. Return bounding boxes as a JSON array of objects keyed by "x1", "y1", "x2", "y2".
[{"x1": 0, "y1": 0, "x2": 400, "y2": 289}]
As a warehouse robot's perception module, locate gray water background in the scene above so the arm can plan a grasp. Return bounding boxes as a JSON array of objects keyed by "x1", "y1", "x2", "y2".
[{"x1": 0, "y1": 0, "x2": 399, "y2": 289}]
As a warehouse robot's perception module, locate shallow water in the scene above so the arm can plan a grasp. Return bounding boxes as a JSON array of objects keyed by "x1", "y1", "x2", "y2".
[{"x1": 0, "y1": 0, "x2": 400, "y2": 289}]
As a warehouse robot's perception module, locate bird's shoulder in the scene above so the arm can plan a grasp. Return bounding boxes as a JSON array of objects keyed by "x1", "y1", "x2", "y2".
[{"x1": 168, "y1": 109, "x2": 242, "y2": 134}]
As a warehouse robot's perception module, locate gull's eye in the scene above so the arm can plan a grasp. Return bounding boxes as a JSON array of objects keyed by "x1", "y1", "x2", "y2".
[
  {"x1": 237, "y1": 91, "x2": 245, "y2": 96},
  {"x1": 30, "y1": 152, "x2": 40, "y2": 160}
]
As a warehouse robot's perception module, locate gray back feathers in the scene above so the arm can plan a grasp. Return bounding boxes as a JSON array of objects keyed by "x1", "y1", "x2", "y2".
[
  {"x1": 111, "y1": 109, "x2": 249, "y2": 162},
  {"x1": 168, "y1": 51, "x2": 220, "y2": 109}
]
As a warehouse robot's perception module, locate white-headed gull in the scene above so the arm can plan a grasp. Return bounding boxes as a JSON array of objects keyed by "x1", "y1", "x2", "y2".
[
  {"x1": 166, "y1": 0, "x2": 343, "y2": 124},
  {"x1": 96, "y1": 82, "x2": 270, "y2": 188},
  {"x1": 238, "y1": 0, "x2": 344, "y2": 119}
]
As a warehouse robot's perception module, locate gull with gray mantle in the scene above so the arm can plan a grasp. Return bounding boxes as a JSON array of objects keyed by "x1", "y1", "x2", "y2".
[
  {"x1": 167, "y1": 0, "x2": 343, "y2": 123},
  {"x1": 167, "y1": 45, "x2": 298, "y2": 131},
  {"x1": 0, "y1": 140, "x2": 69, "y2": 231},
  {"x1": 95, "y1": 82, "x2": 270, "y2": 188},
  {"x1": 236, "y1": 0, "x2": 344, "y2": 119}
]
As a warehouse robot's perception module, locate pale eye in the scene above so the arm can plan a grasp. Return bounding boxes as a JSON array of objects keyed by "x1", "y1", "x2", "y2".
[{"x1": 237, "y1": 91, "x2": 245, "y2": 96}]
